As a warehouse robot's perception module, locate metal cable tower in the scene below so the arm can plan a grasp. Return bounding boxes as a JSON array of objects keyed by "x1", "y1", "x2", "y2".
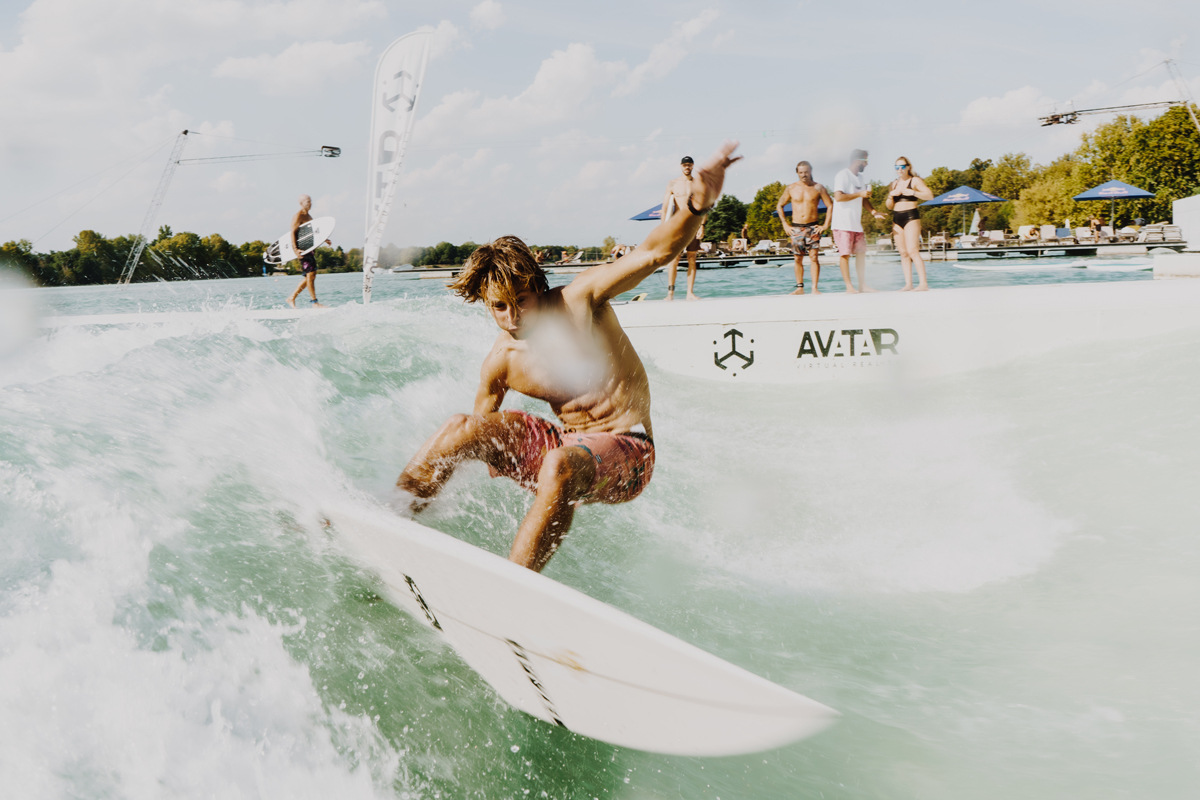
[
  {"x1": 1164, "y1": 59, "x2": 1200, "y2": 136},
  {"x1": 120, "y1": 129, "x2": 189, "y2": 284}
]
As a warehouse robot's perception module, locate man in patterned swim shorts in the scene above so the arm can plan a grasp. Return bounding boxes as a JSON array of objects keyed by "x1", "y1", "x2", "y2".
[
  {"x1": 776, "y1": 161, "x2": 833, "y2": 295},
  {"x1": 398, "y1": 142, "x2": 743, "y2": 572}
]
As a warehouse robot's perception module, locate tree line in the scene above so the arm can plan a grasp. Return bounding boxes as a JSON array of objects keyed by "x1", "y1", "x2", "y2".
[
  {"x1": 0, "y1": 225, "x2": 365, "y2": 287},
  {"x1": 5, "y1": 106, "x2": 1196, "y2": 286},
  {"x1": 721, "y1": 104, "x2": 1200, "y2": 242}
]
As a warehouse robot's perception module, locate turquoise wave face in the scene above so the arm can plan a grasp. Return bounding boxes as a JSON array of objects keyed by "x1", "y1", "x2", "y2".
[{"x1": 2, "y1": 267, "x2": 1198, "y2": 799}]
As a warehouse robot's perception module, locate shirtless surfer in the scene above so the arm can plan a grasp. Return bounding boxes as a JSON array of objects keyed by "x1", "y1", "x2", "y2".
[
  {"x1": 775, "y1": 161, "x2": 833, "y2": 295},
  {"x1": 661, "y1": 156, "x2": 704, "y2": 300},
  {"x1": 397, "y1": 141, "x2": 743, "y2": 572},
  {"x1": 286, "y1": 194, "x2": 326, "y2": 308}
]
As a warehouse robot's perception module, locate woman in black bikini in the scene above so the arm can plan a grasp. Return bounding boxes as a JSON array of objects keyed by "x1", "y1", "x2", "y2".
[{"x1": 886, "y1": 157, "x2": 935, "y2": 291}]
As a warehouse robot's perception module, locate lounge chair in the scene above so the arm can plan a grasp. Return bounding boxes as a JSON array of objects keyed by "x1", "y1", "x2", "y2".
[
  {"x1": 1136, "y1": 226, "x2": 1166, "y2": 244},
  {"x1": 986, "y1": 230, "x2": 1009, "y2": 245},
  {"x1": 1075, "y1": 227, "x2": 1097, "y2": 244},
  {"x1": 1040, "y1": 225, "x2": 1059, "y2": 243},
  {"x1": 752, "y1": 240, "x2": 774, "y2": 255},
  {"x1": 876, "y1": 235, "x2": 893, "y2": 249},
  {"x1": 1163, "y1": 225, "x2": 1184, "y2": 241}
]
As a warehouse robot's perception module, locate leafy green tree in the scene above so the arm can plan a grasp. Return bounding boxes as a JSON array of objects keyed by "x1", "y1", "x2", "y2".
[
  {"x1": 602, "y1": 236, "x2": 617, "y2": 257},
  {"x1": 982, "y1": 153, "x2": 1035, "y2": 202},
  {"x1": 746, "y1": 182, "x2": 785, "y2": 241},
  {"x1": 1, "y1": 239, "x2": 45, "y2": 284},
  {"x1": 704, "y1": 194, "x2": 747, "y2": 242},
  {"x1": 419, "y1": 242, "x2": 458, "y2": 266},
  {"x1": 458, "y1": 241, "x2": 480, "y2": 264},
  {"x1": 862, "y1": 181, "x2": 892, "y2": 238},
  {"x1": 240, "y1": 240, "x2": 269, "y2": 273},
  {"x1": 1014, "y1": 156, "x2": 1088, "y2": 227},
  {"x1": 150, "y1": 231, "x2": 209, "y2": 279},
  {"x1": 1127, "y1": 105, "x2": 1200, "y2": 223}
]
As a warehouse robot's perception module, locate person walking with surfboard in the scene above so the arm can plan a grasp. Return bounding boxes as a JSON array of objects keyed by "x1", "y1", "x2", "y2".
[
  {"x1": 398, "y1": 141, "x2": 742, "y2": 572},
  {"x1": 287, "y1": 194, "x2": 326, "y2": 308}
]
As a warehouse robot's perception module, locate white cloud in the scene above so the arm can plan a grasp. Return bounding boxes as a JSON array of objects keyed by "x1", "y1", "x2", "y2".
[
  {"x1": 415, "y1": 43, "x2": 625, "y2": 141},
  {"x1": 613, "y1": 9, "x2": 719, "y2": 97},
  {"x1": 428, "y1": 20, "x2": 463, "y2": 59},
  {"x1": 959, "y1": 86, "x2": 1054, "y2": 127},
  {"x1": 210, "y1": 171, "x2": 253, "y2": 192},
  {"x1": 213, "y1": 40, "x2": 372, "y2": 96},
  {"x1": 469, "y1": 0, "x2": 505, "y2": 30},
  {"x1": 0, "y1": 0, "x2": 388, "y2": 248}
]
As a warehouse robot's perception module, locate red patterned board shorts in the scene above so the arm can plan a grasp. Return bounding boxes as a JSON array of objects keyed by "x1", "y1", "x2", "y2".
[{"x1": 491, "y1": 411, "x2": 655, "y2": 504}]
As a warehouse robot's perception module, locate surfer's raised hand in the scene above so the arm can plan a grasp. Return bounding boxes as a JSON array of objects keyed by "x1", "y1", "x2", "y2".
[{"x1": 689, "y1": 140, "x2": 742, "y2": 212}]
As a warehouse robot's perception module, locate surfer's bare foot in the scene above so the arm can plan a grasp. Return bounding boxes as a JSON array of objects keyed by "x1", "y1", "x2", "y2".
[
  {"x1": 686, "y1": 292, "x2": 699, "y2": 301},
  {"x1": 312, "y1": 301, "x2": 326, "y2": 308},
  {"x1": 915, "y1": 284, "x2": 930, "y2": 292},
  {"x1": 844, "y1": 286, "x2": 859, "y2": 294},
  {"x1": 861, "y1": 285, "x2": 878, "y2": 293},
  {"x1": 790, "y1": 287, "x2": 804, "y2": 295},
  {"x1": 900, "y1": 285, "x2": 913, "y2": 292},
  {"x1": 286, "y1": 296, "x2": 297, "y2": 308},
  {"x1": 811, "y1": 287, "x2": 822, "y2": 295}
]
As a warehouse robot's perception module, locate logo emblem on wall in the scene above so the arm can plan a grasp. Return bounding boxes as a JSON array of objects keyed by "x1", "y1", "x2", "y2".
[{"x1": 714, "y1": 328, "x2": 754, "y2": 374}]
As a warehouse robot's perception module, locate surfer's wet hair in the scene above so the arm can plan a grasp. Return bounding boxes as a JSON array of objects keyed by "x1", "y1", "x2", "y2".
[{"x1": 449, "y1": 235, "x2": 549, "y2": 305}]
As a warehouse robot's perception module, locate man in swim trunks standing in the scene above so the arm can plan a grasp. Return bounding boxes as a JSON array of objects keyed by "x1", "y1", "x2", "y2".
[
  {"x1": 661, "y1": 156, "x2": 704, "y2": 301},
  {"x1": 776, "y1": 161, "x2": 833, "y2": 295},
  {"x1": 398, "y1": 142, "x2": 743, "y2": 572},
  {"x1": 286, "y1": 194, "x2": 326, "y2": 308},
  {"x1": 831, "y1": 150, "x2": 886, "y2": 294}
]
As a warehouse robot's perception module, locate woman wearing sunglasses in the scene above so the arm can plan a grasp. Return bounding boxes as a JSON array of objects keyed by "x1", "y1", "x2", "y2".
[{"x1": 886, "y1": 158, "x2": 934, "y2": 291}]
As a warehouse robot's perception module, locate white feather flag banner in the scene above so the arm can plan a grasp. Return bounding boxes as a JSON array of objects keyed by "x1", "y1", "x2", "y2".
[{"x1": 363, "y1": 29, "x2": 432, "y2": 303}]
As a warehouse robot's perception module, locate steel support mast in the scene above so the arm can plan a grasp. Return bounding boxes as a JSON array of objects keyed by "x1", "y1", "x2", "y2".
[
  {"x1": 120, "y1": 130, "x2": 189, "y2": 284},
  {"x1": 1165, "y1": 59, "x2": 1200, "y2": 137}
]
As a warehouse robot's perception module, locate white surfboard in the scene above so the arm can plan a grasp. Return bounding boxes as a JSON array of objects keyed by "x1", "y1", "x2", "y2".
[
  {"x1": 322, "y1": 507, "x2": 838, "y2": 756},
  {"x1": 263, "y1": 216, "x2": 336, "y2": 265}
]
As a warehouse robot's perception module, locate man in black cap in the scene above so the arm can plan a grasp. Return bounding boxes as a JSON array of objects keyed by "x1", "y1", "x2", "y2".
[{"x1": 660, "y1": 156, "x2": 705, "y2": 300}]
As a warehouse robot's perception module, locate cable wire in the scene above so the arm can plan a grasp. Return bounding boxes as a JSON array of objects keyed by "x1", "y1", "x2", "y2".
[
  {"x1": 31, "y1": 141, "x2": 174, "y2": 246},
  {"x1": 0, "y1": 134, "x2": 176, "y2": 230}
]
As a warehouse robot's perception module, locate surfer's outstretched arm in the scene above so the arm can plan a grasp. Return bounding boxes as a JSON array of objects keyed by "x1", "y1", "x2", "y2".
[{"x1": 567, "y1": 141, "x2": 742, "y2": 307}]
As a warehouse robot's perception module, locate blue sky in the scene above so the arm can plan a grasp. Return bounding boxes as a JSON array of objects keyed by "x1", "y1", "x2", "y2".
[{"x1": 2, "y1": 0, "x2": 1198, "y2": 253}]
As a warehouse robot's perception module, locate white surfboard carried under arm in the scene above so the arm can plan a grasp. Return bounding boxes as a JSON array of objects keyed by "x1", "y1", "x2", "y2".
[
  {"x1": 322, "y1": 507, "x2": 839, "y2": 756},
  {"x1": 263, "y1": 216, "x2": 336, "y2": 265}
]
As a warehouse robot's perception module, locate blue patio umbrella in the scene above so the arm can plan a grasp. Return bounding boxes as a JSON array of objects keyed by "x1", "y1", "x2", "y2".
[
  {"x1": 1072, "y1": 180, "x2": 1154, "y2": 226},
  {"x1": 919, "y1": 185, "x2": 1007, "y2": 234},
  {"x1": 1072, "y1": 179, "x2": 1154, "y2": 201},
  {"x1": 920, "y1": 185, "x2": 1006, "y2": 207}
]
